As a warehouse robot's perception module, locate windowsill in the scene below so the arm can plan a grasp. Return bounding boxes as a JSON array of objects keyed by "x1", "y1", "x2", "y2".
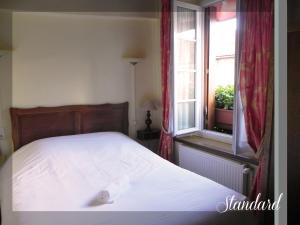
[{"x1": 174, "y1": 134, "x2": 259, "y2": 166}]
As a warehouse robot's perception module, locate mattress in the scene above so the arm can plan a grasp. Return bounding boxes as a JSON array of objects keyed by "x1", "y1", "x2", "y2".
[{"x1": 0, "y1": 132, "x2": 254, "y2": 225}]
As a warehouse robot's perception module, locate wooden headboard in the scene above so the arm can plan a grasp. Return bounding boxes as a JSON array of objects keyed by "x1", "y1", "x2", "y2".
[{"x1": 10, "y1": 102, "x2": 129, "y2": 151}]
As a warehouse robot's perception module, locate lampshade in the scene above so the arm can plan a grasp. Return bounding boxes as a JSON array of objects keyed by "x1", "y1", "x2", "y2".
[
  {"x1": 141, "y1": 99, "x2": 161, "y2": 111},
  {"x1": 123, "y1": 53, "x2": 145, "y2": 66},
  {"x1": 123, "y1": 57, "x2": 144, "y2": 65}
]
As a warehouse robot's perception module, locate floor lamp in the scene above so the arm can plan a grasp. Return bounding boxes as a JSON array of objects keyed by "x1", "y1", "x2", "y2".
[{"x1": 124, "y1": 57, "x2": 144, "y2": 137}]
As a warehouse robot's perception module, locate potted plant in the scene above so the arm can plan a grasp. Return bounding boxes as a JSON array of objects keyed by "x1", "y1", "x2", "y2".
[{"x1": 214, "y1": 85, "x2": 234, "y2": 130}]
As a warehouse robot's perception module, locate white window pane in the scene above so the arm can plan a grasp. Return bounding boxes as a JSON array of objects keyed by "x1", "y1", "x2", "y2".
[
  {"x1": 177, "y1": 7, "x2": 196, "y2": 40},
  {"x1": 176, "y1": 39, "x2": 195, "y2": 70},
  {"x1": 176, "y1": 71, "x2": 195, "y2": 100},
  {"x1": 177, "y1": 102, "x2": 195, "y2": 130},
  {"x1": 174, "y1": 3, "x2": 200, "y2": 134}
]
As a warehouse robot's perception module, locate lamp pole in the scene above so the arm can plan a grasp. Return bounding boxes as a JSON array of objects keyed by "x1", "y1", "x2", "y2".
[
  {"x1": 125, "y1": 57, "x2": 143, "y2": 138},
  {"x1": 129, "y1": 61, "x2": 138, "y2": 138}
]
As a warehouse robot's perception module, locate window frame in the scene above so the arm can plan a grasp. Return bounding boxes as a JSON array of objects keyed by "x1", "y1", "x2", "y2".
[
  {"x1": 173, "y1": 0, "x2": 203, "y2": 136},
  {"x1": 173, "y1": 0, "x2": 237, "y2": 146},
  {"x1": 201, "y1": 4, "x2": 236, "y2": 144}
]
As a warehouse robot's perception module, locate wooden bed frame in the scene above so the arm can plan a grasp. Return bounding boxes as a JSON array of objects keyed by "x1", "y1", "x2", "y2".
[{"x1": 10, "y1": 102, "x2": 129, "y2": 151}]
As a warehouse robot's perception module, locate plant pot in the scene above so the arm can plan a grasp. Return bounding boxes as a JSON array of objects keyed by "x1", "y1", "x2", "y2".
[{"x1": 215, "y1": 108, "x2": 233, "y2": 130}]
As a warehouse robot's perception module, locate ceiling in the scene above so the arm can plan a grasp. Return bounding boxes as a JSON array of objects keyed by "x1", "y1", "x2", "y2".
[{"x1": 0, "y1": 0, "x2": 159, "y2": 13}]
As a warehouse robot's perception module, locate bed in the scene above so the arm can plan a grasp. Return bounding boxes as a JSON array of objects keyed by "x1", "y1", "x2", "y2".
[{"x1": 0, "y1": 103, "x2": 255, "y2": 225}]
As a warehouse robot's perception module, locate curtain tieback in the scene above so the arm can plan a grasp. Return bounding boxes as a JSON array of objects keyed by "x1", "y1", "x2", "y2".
[
  {"x1": 255, "y1": 140, "x2": 265, "y2": 160},
  {"x1": 161, "y1": 122, "x2": 171, "y2": 135}
]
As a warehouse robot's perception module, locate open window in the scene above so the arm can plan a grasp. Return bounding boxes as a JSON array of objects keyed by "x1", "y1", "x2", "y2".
[
  {"x1": 173, "y1": 0, "x2": 237, "y2": 141},
  {"x1": 173, "y1": 1, "x2": 202, "y2": 135},
  {"x1": 204, "y1": 1, "x2": 236, "y2": 135}
]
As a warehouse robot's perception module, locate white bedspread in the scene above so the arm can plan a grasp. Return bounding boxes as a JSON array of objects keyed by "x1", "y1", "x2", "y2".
[{"x1": 0, "y1": 132, "x2": 252, "y2": 225}]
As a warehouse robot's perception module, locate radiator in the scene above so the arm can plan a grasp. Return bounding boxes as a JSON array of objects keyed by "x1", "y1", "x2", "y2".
[{"x1": 176, "y1": 143, "x2": 253, "y2": 195}]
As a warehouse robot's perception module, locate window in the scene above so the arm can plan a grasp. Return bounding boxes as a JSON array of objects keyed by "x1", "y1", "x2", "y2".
[
  {"x1": 204, "y1": 4, "x2": 236, "y2": 135},
  {"x1": 173, "y1": 0, "x2": 237, "y2": 141},
  {"x1": 173, "y1": 2, "x2": 201, "y2": 135}
]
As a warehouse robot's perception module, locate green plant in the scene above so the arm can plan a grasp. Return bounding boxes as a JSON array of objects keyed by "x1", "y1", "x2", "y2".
[{"x1": 215, "y1": 85, "x2": 234, "y2": 110}]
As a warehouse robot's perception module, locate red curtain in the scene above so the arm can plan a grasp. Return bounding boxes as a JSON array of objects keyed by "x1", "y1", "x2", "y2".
[
  {"x1": 158, "y1": 0, "x2": 173, "y2": 161},
  {"x1": 239, "y1": 0, "x2": 273, "y2": 199}
]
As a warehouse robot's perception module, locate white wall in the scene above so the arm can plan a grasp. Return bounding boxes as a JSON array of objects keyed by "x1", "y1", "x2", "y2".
[{"x1": 12, "y1": 12, "x2": 161, "y2": 138}]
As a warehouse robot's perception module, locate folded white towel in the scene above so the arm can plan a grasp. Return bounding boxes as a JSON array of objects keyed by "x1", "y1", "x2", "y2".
[{"x1": 95, "y1": 175, "x2": 130, "y2": 205}]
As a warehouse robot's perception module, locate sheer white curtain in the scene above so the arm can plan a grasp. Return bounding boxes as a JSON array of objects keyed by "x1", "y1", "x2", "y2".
[
  {"x1": 233, "y1": 1, "x2": 254, "y2": 157},
  {"x1": 234, "y1": 92, "x2": 254, "y2": 155}
]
